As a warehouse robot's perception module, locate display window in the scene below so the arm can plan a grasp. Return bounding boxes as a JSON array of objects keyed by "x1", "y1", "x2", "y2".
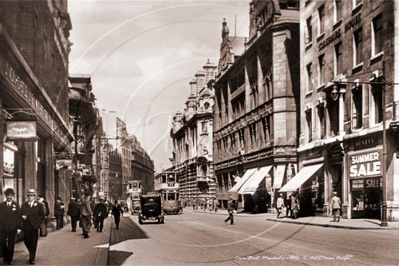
[{"x1": 351, "y1": 177, "x2": 382, "y2": 219}]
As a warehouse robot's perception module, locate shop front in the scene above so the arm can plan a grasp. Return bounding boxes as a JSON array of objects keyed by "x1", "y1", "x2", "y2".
[{"x1": 348, "y1": 148, "x2": 382, "y2": 219}]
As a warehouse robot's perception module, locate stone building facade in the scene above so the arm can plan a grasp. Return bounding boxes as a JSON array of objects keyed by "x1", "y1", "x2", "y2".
[
  {"x1": 213, "y1": 0, "x2": 300, "y2": 211},
  {"x1": 171, "y1": 61, "x2": 217, "y2": 202},
  {"x1": 287, "y1": 0, "x2": 399, "y2": 221}
]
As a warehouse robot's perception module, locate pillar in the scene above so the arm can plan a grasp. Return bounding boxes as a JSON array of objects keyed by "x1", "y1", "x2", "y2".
[
  {"x1": 24, "y1": 142, "x2": 36, "y2": 193},
  {"x1": 45, "y1": 139, "x2": 54, "y2": 218}
]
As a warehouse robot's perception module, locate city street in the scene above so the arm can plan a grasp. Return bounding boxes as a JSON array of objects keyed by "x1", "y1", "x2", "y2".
[{"x1": 109, "y1": 209, "x2": 399, "y2": 266}]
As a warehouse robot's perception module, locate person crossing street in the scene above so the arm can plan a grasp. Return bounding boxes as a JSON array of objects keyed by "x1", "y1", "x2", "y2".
[{"x1": 224, "y1": 197, "x2": 235, "y2": 225}]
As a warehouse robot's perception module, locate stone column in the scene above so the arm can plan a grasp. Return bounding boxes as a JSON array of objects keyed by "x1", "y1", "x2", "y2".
[
  {"x1": 322, "y1": 149, "x2": 330, "y2": 216},
  {"x1": 45, "y1": 139, "x2": 55, "y2": 218},
  {"x1": 24, "y1": 142, "x2": 36, "y2": 193}
]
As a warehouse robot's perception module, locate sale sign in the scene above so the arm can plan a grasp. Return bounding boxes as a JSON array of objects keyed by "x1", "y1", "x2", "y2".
[{"x1": 349, "y1": 151, "x2": 381, "y2": 178}]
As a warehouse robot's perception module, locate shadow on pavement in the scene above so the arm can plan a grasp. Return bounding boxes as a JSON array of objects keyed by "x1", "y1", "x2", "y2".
[
  {"x1": 111, "y1": 216, "x2": 149, "y2": 245},
  {"x1": 108, "y1": 250, "x2": 134, "y2": 265}
]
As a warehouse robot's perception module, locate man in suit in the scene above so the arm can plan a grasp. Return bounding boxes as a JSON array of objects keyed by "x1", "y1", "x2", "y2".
[
  {"x1": 79, "y1": 194, "x2": 93, "y2": 238},
  {"x1": 21, "y1": 189, "x2": 45, "y2": 265},
  {"x1": 0, "y1": 188, "x2": 21, "y2": 265},
  {"x1": 54, "y1": 197, "x2": 65, "y2": 230},
  {"x1": 67, "y1": 197, "x2": 80, "y2": 232},
  {"x1": 93, "y1": 198, "x2": 108, "y2": 232}
]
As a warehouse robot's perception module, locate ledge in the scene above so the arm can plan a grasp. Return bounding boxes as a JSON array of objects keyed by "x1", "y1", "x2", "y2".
[
  {"x1": 352, "y1": 2, "x2": 363, "y2": 15},
  {"x1": 316, "y1": 32, "x2": 325, "y2": 43}
]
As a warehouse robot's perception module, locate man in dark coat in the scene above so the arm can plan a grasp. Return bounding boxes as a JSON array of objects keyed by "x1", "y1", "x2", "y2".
[
  {"x1": 224, "y1": 197, "x2": 235, "y2": 225},
  {"x1": 21, "y1": 189, "x2": 45, "y2": 265},
  {"x1": 67, "y1": 197, "x2": 80, "y2": 232},
  {"x1": 37, "y1": 195, "x2": 49, "y2": 237},
  {"x1": 54, "y1": 197, "x2": 65, "y2": 230},
  {"x1": 111, "y1": 200, "x2": 123, "y2": 230},
  {"x1": 93, "y1": 198, "x2": 108, "y2": 232},
  {"x1": 0, "y1": 188, "x2": 21, "y2": 265},
  {"x1": 79, "y1": 194, "x2": 93, "y2": 238}
]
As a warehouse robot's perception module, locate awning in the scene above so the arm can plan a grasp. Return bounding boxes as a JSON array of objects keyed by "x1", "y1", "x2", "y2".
[
  {"x1": 279, "y1": 163, "x2": 323, "y2": 193},
  {"x1": 273, "y1": 164, "x2": 286, "y2": 189},
  {"x1": 228, "y1": 168, "x2": 257, "y2": 193},
  {"x1": 239, "y1": 166, "x2": 272, "y2": 195}
]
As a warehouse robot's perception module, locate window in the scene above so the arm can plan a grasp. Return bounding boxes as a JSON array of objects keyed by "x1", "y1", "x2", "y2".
[
  {"x1": 265, "y1": 76, "x2": 272, "y2": 101},
  {"x1": 307, "y1": 63, "x2": 313, "y2": 92},
  {"x1": 318, "y1": 5, "x2": 325, "y2": 35},
  {"x1": 327, "y1": 96, "x2": 339, "y2": 136},
  {"x1": 317, "y1": 104, "x2": 326, "y2": 139},
  {"x1": 223, "y1": 137, "x2": 228, "y2": 152},
  {"x1": 318, "y1": 54, "x2": 325, "y2": 86},
  {"x1": 306, "y1": 16, "x2": 313, "y2": 44},
  {"x1": 238, "y1": 129, "x2": 245, "y2": 149},
  {"x1": 306, "y1": 108, "x2": 312, "y2": 143},
  {"x1": 249, "y1": 123, "x2": 256, "y2": 145},
  {"x1": 335, "y1": 0, "x2": 342, "y2": 22},
  {"x1": 371, "y1": 84, "x2": 383, "y2": 124},
  {"x1": 354, "y1": 28, "x2": 363, "y2": 66},
  {"x1": 202, "y1": 121, "x2": 208, "y2": 133},
  {"x1": 230, "y1": 133, "x2": 236, "y2": 152},
  {"x1": 372, "y1": 14, "x2": 383, "y2": 56},
  {"x1": 262, "y1": 116, "x2": 271, "y2": 143},
  {"x1": 335, "y1": 42, "x2": 343, "y2": 76},
  {"x1": 352, "y1": 85, "x2": 363, "y2": 129},
  {"x1": 353, "y1": 0, "x2": 362, "y2": 7}
]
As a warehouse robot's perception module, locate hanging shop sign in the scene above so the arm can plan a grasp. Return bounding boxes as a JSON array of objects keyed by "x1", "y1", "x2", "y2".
[
  {"x1": 6, "y1": 121, "x2": 37, "y2": 141},
  {"x1": 349, "y1": 151, "x2": 381, "y2": 178}
]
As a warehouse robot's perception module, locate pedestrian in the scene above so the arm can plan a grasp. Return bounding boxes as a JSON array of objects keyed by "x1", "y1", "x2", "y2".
[
  {"x1": 93, "y1": 198, "x2": 108, "y2": 232},
  {"x1": 276, "y1": 193, "x2": 285, "y2": 218},
  {"x1": 331, "y1": 192, "x2": 341, "y2": 222},
  {"x1": 54, "y1": 197, "x2": 65, "y2": 230},
  {"x1": 111, "y1": 200, "x2": 123, "y2": 230},
  {"x1": 88, "y1": 196, "x2": 96, "y2": 228},
  {"x1": 67, "y1": 197, "x2": 80, "y2": 232},
  {"x1": 37, "y1": 195, "x2": 49, "y2": 237},
  {"x1": 214, "y1": 198, "x2": 218, "y2": 212},
  {"x1": 79, "y1": 194, "x2": 93, "y2": 238},
  {"x1": 291, "y1": 193, "x2": 299, "y2": 219},
  {"x1": 286, "y1": 195, "x2": 292, "y2": 218},
  {"x1": 21, "y1": 189, "x2": 45, "y2": 265},
  {"x1": 224, "y1": 197, "x2": 235, "y2": 225},
  {"x1": 0, "y1": 188, "x2": 21, "y2": 265}
]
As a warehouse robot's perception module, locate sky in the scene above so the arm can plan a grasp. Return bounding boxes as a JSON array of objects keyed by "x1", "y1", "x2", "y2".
[{"x1": 68, "y1": 0, "x2": 250, "y2": 173}]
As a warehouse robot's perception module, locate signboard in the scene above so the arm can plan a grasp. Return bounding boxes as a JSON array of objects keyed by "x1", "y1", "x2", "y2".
[
  {"x1": 349, "y1": 151, "x2": 381, "y2": 178},
  {"x1": 6, "y1": 121, "x2": 37, "y2": 141}
]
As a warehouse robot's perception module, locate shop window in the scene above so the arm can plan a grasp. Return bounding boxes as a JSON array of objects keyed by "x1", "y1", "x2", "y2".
[
  {"x1": 335, "y1": 42, "x2": 343, "y2": 76},
  {"x1": 334, "y1": 0, "x2": 342, "y2": 23},
  {"x1": 306, "y1": 63, "x2": 313, "y2": 93},
  {"x1": 353, "y1": 28, "x2": 363, "y2": 66},
  {"x1": 318, "y1": 54, "x2": 325, "y2": 86},
  {"x1": 318, "y1": 5, "x2": 325, "y2": 35},
  {"x1": 372, "y1": 14, "x2": 383, "y2": 56},
  {"x1": 352, "y1": 85, "x2": 363, "y2": 129}
]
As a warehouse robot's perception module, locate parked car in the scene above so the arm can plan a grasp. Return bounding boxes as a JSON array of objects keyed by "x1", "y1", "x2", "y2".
[{"x1": 139, "y1": 194, "x2": 164, "y2": 224}]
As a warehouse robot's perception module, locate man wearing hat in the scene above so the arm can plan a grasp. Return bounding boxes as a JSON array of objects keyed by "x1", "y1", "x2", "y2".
[
  {"x1": 54, "y1": 197, "x2": 65, "y2": 230},
  {"x1": 93, "y1": 198, "x2": 108, "y2": 232},
  {"x1": 67, "y1": 197, "x2": 80, "y2": 232},
  {"x1": 21, "y1": 189, "x2": 45, "y2": 265},
  {"x1": 276, "y1": 193, "x2": 285, "y2": 218},
  {"x1": 331, "y1": 192, "x2": 341, "y2": 222},
  {"x1": 0, "y1": 188, "x2": 21, "y2": 265}
]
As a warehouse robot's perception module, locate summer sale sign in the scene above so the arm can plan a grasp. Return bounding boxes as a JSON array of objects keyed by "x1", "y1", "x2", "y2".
[{"x1": 349, "y1": 151, "x2": 381, "y2": 178}]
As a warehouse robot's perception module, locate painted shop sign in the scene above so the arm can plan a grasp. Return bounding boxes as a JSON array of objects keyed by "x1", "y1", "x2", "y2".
[
  {"x1": 354, "y1": 135, "x2": 378, "y2": 150},
  {"x1": 6, "y1": 121, "x2": 37, "y2": 141},
  {"x1": 349, "y1": 151, "x2": 381, "y2": 178},
  {"x1": 345, "y1": 13, "x2": 361, "y2": 33}
]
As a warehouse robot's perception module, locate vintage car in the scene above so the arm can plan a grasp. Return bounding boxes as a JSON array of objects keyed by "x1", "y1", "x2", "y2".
[{"x1": 139, "y1": 194, "x2": 164, "y2": 224}]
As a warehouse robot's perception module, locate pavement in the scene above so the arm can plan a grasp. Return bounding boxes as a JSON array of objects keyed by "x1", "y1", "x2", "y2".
[
  {"x1": 189, "y1": 207, "x2": 399, "y2": 230},
  {"x1": 10, "y1": 217, "x2": 111, "y2": 265}
]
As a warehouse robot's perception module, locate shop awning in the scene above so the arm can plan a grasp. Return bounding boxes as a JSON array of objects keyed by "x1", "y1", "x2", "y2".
[
  {"x1": 273, "y1": 164, "x2": 286, "y2": 189},
  {"x1": 279, "y1": 163, "x2": 323, "y2": 193},
  {"x1": 228, "y1": 168, "x2": 257, "y2": 193},
  {"x1": 239, "y1": 166, "x2": 272, "y2": 195}
]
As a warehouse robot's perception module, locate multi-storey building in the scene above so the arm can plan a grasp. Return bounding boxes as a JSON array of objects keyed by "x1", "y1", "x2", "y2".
[
  {"x1": 171, "y1": 60, "x2": 217, "y2": 202},
  {"x1": 283, "y1": 0, "x2": 399, "y2": 221},
  {"x1": 0, "y1": 0, "x2": 74, "y2": 218},
  {"x1": 213, "y1": 1, "x2": 300, "y2": 211},
  {"x1": 130, "y1": 135, "x2": 154, "y2": 195}
]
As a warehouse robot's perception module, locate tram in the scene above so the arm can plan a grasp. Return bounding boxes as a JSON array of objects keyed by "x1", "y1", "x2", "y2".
[{"x1": 154, "y1": 170, "x2": 181, "y2": 214}]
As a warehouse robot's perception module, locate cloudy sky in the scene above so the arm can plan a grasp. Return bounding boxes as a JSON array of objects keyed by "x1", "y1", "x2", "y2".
[{"x1": 68, "y1": 0, "x2": 249, "y2": 172}]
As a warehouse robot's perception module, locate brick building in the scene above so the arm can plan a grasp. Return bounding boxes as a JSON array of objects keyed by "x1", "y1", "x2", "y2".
[
  {"x1": 281, "y1": 0, "x2": 399, "y2": 221},
  {"x1": 213, "y1": 0, "x2": 300, "y2": 211}
]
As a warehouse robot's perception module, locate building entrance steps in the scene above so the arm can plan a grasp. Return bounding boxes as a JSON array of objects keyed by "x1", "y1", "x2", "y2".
[{"x1": 11, "y1": 218, "x2": 110, "y2": 265}]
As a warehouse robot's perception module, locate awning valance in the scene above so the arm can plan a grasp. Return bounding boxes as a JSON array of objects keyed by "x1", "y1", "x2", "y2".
[
  {"x1": 279, "y1": 163, "x2": 323, "y2": 193},
  {"x1": 228, "y1": 168, "x2": 256, "y2": 193},
  {"x1": 239, "y1": 166, "x2": 272, "y2": 195},
  {"x1": 273, "y1": 164, "x2": 286, "y2": 189}
]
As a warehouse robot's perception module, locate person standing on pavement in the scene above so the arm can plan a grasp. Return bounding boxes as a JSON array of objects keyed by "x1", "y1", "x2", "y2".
[
  {"x1": 286, "y1": 195, "x2": 292, "y2": 218},
  {"x1": 21, "y1": 189, "x2": 45, "y2": 265},
  {"x1": 0, "y1": 188, "x2": 21, "y2": 265},
  {"x1": 276, "y1": 193, "x2": 285, "y2": 218},
  {"x1": 93, "y1": 198, "x2": 108, "y2": 232},
  {"x1": 214, "y1": 198, "x2": 219, "y2": 212},
  {"x1": 111, "y1": 200, "x2": 123, "y2": 230},
  {"x1": 224, "y1": 197, "x2": 235, "y2": 225},
  {"x1": 331, "y1": 192, "x2": 341, "y2": 222},
  {"x1": 67, "y1": 197, "x2": 80, "y2": 232},
  {"x1": 54, "y1": 197, "x2": 65, "y2": 230},
  {"x1": 37, "y1": 195, "x2": 49, "y2": 237},
  {"x1": 79, "y1": 194, "x2": 93, "y2": 238},
  {"x1": 291, "y1": 193, "x2": 299, "y2": 219}
]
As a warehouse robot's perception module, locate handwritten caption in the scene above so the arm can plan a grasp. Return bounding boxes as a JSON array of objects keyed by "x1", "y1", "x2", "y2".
[{"x1": 236, "y1": 255, "x2": 353, "y2": 262}]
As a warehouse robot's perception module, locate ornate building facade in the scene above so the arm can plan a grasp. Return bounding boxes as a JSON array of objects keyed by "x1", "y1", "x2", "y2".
[
  {"x1": 171, "y1": 61, "x2": 217, "y2": 201},
  {"x1": 213, "y1": 0, "x2": 300, "y2": 211}
]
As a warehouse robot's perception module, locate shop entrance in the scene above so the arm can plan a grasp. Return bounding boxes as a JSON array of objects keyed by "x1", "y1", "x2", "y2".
[{"x1": 351, "y1": 177, "x2": 382, "y2": 219}]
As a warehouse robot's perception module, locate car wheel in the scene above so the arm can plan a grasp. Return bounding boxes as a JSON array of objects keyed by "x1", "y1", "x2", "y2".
[{"x1": 139, "y1": 218, "x2": 143, "y2": 224}]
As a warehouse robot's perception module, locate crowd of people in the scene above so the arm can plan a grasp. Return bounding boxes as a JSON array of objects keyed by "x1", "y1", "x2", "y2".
[{"x1": 0, "y1": 188, "x2": 125, "y2": 265}]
